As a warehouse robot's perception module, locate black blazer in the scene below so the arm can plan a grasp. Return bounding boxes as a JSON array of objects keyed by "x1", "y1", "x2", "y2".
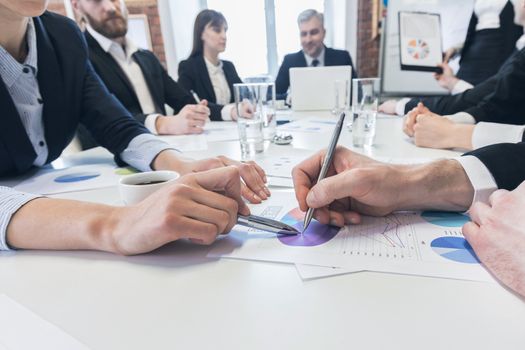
[
  {"x1": 461, "y1": 1, "x2": 522, "y2": 67},
  {"x1": 0, "y1": 12, "x2": 148, "y2": 177},
  {"x1": 85, "y1": 31, "x2": 196, "y2": 123},
  {"x1": 463, "y1": 48, "x2": 525, "y2": 125},
  {"x1": 466, "y1": 142, "x2": 525, "y2": 191},
  {"x1": 274, "y1": 47, "x2": 357, "y2": 99},
  {"x1": 404, "y1": 48, "x2": 522, "y2": 115},
  {"x1": 178, "y1": 55, "x2": 242, "y2": 119}
]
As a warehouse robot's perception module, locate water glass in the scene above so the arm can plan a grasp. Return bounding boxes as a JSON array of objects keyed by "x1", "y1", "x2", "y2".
[
  {"x1": 234, "y1": 83, "x2": 273, "y2": 155},
  {"x1": 332, "y1": 79, "x2": 350, "y2": 115},
  {"x1": 351, "y1": 78, "x2": 380, "y2": 148}
]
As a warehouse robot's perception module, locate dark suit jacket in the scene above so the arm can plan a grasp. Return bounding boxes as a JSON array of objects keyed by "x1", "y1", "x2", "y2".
[
  {"x1": 178, "y1": 55, "x2": 242, "y2": 118},
  {"x1": 461, "y1": 1, "x2": 522, "y2": 70},
  {"x1": 404, "y1": 48, "x2": 522, "y2": 115},
  {"x1": 462, "y1": 48, "x2": 525, "y2": 125},
  {"x1": 0, "y1": 12, "x2": 148, "y2": 177},
  {"x1": 85, "y1": 31, "x2": 196, "y2": 124},
  {"x1": 274, "y1": 47, "x2": 357, "y2": 99},
  {"x1": 466, "y1": 142, "x2": 525, "y2": 191}
]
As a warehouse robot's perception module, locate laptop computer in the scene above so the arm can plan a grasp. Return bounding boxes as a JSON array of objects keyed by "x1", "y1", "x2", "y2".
[{"x1": 289, "y1": 65, "x2": 352, "y2": 111}]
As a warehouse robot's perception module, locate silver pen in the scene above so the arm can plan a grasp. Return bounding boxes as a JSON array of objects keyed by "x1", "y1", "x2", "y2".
[
  {"x1": 190, "y1": 89, "x2": 201, "y2": 103},
  {"x1": 303, "y1": 112, "x2": 346, "y2": 232},
  {"x1": 237, "y1": 214, "x2": 299, "y2": 235}
]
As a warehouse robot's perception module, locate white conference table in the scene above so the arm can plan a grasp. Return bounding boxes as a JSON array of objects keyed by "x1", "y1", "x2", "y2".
[{"x1": 0, "y1": 112, "x2": 524, "y2": 350}]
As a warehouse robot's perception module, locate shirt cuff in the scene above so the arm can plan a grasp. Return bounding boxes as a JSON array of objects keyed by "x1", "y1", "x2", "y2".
[
  {"x1": 451, "y1": 80, "x2": 474, "y2": 95},
  {"x1": 221, "y1": 104, "x2": 235, "y2": 121},
  {"x1": 444, "y1": 112, "x2": 476, "y2": 124},
  {"x1": 0, "y1": 187, "x2": 43, "y2": 251},
  {"x1": 472, "y1": 122, "x2": 525, "y2": 149},
  {"x1": 455, "y1": 155, "x2": 498, "y2": 206},
  {"x1": 120, "y1": 133, "x2": 177, "y2": 172},
  {"x1": 144, "y1": 114, "x2": 162, "y2": 135},
  {"x1": 396, "y1": 98, "x2": 411, "y2": 116}
]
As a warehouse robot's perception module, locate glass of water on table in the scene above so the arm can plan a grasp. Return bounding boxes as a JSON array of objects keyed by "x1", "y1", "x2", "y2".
[
  {"x1": 234, "y1": 83, "x2": 276, "y2": 156},
  {"x1": 352, "y1": 78, "x2": 380, "y2": 148}
]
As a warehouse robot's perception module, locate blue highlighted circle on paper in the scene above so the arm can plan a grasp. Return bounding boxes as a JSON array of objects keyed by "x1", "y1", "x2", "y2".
[
  {"x1": 54, "y1": 172, "x2": 101, "y2": 183},
  {"x1": 430, "y1": 237, "x2": 480, "y2": 264},
  {"x1": 421, "y1": 211, "x2": 470, "y2": 227}
]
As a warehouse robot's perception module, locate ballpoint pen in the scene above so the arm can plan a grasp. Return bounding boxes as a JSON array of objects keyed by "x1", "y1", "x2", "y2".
[
  {"x1": 190, "y1": 89, "x2": 201, "y2": 103},
  {"x1": 302, "y1": 112, "x2": 346, "y2": 232},
  {"x1": 237, "y1": 214, "x2": 299, "y2": 235}
]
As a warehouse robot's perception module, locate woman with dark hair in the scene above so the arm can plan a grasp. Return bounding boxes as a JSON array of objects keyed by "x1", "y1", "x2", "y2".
[{"x1": 178, "y1": 9, "x2": 242, "y2": 121}]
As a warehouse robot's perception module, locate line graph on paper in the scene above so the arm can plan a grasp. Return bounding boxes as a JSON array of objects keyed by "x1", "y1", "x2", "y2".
[{"x1": 339, "y1": 213, "x2": 421, "y2": 261}]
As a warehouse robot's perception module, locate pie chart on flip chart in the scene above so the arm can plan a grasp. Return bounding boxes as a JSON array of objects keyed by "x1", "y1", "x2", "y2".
[
  {"x1": 430, "y1": 237, "x2": 480, "y2": 264},
  {"x1": 278, "y1": 208, "x2": 339, "y2": 247},
  {"x1": 54, "y1": 172, "x2": 101, "y2": 183},
  {"x1": 407, "y1": 39, "x2": 430, "y2": 60},
  {"x1": 421, "y1": 211, "x2": 470, "y2": 227}
]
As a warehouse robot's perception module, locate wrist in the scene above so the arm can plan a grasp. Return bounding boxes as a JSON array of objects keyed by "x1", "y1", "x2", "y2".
[
  {"x1": 447, "y1": 77, "x2": 460, "y2": 91},
  {"x1": 151, "y1": 149, "x2": 193, "y2": 174},
  {"x1": 397, "y1": 160, "x2": 473, "y2": 211},
  {"x1": 155, "y1": 116, "x2": 169, "y2": 134},
  {"x1": 451, "y1": 124, "x2": 474, "y2": 150},
  {"x1": 96, "y1": 206, "x2": 123, "y2": 253}
]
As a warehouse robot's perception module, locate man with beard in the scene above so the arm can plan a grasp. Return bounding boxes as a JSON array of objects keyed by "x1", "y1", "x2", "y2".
[
  {"x1": 274, "y1": 9, "x2": 358, "y2": 100},
  {"x1": 72, "y1": 0, "x2": 238, "y2": 149}
]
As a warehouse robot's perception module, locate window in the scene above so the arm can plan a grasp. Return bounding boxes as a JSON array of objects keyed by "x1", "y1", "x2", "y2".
[
  {"x1": 207, "y1": 0, "x2": 268, "y2": 78},
  {"x1": 274, "y1": 0, "x2": 324, "y2": 73},
  {"x1": 206, "y1": 0, "x2": 324, "y2": 79}
]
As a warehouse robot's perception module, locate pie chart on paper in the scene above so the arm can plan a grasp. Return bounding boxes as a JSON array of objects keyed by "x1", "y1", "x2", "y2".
[
  {"x1": 278, "y1": 208, "x2": 339, "y2": 247},
  {"x1": 421, "y1": 211, "x2": 470, "y2": 227},
  {"x1": 430, "y1": 236, "x2": 480, "y2": 264},
  {"x1": 407, "y1": 39, "x2": 430, "y2": 60}
]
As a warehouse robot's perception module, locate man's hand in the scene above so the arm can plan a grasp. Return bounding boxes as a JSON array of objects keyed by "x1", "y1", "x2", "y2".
[
  {"x1": 403, "y1": 102, "x2": 431, "y2": 137},
  {"x1": 292, "y1": 146, "x2": 474, "y2": 226},
  {"x1": 107, "y1": 167, "x2": 250, "y2": 255},
  {"x1": 413, "y1": 114, "x2": 474, "y2": 150},
  {"x1": 378, "y1": 99, "x2": 399, "y2": 115},
  {"x1": 433, "y1": 62, "x2": 459, "y2": 92},
  {"x1": 443, "y1": 47, "x2": 458, "y2": 63},
  {"x1": 463, "y1": 183, "x2": 525, "y2": 297},
  {"x1": 153, "y1": 151, "x2": 270, "y2": 204},
  {"x1": 156, "y1": 101, "x2": 210, "y2": 135}
]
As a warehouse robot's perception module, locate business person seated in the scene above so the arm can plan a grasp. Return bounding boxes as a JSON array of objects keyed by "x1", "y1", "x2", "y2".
[
  {"x1": 292, "y1": 146, "x2": 525, "y2": 297},
  {"x1": 71, "y1": 0, "x2": 228, "y2": 150},
  {"x1": 178, "y1": 9, "x2": 242, "y2": 121},
  {"x1": 274, "y1": 9, "x2": 357, "y2": 100},
  {"x1": 0, "y1": 1, "x2": 271, "y2": 255},
  {"x1": 380, "y1": 0, "x2": 525, "y2": 117},
  {"x1": 402, "y1": 33, "x2": 525, "y2": 150}
]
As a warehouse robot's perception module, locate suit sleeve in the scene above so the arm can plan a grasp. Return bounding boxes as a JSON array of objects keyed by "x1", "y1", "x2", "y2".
[
  {"x1": 177, "y1": 60, "x2": 195, "y2": 94},
  {"x1": 463, "y1": 50, "x2": 525, "y2": 124},
  {"x1": 464, "y1": 142, "x2": 525, "y2": 190},
  {"x1": 404, "y1": 75, "x2": 498, "y2": 115},
  {"x1": 158, "y1": 59, "x2": 195, "y2": 114},
  {"x1": 275, "y1": 56, "x2": 291, "y2": 99},
  {"x1": 79, "y1": 60, "x2": 149, "y2": 162}
]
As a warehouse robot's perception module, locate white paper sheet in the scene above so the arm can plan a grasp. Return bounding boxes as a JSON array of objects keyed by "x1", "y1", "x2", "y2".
[
  {"x1": 13, "y1": 164, "x2": 132, "y2": 195},
  {"x1": 208, "y1": 192, "x2": 495, "y2": 282},
  {"x1": 203, "y1": 122, "x2": 240, "y2": 142},
  {"x1": 295, "y1": 264, "x2": 362, "y2": 280},
  {"x1": 277, "y1": 118, "x2": 338, "y2": 134},
  {"x1": 0, "y1": 294, "x2": 90, "y2": 350}
]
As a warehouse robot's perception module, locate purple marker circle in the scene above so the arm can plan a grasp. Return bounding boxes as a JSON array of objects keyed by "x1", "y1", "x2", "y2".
[{"x1": 278, "y1": 208, "x2": 339, "y2": 246}]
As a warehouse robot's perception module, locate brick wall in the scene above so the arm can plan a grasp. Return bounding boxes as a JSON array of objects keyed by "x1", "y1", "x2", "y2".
[
  {"x1": 356, "y1": 0, "x2": 381, "y2": 78},
  {"x1": 127, "y1": 1, "x2": 166, "y2": 66},
  {"x1": 45, "y1": 0, "x2": 166, "y2": 67}
]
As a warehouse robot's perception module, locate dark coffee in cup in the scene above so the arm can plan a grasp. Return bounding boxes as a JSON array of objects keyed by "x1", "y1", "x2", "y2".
[{"x1": 135, "y1": 180, "x2": 166, "y2": 186}]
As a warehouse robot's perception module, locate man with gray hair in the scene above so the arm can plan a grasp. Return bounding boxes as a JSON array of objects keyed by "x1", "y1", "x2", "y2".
[{"x1": 274, "y1": 9, "x2": 357, "y2": 100}]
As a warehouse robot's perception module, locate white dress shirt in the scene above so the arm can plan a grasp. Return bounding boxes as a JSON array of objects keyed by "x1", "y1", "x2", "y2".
[
  {"x1": 86, "y1": 25, "x2": 162, "y2": 134},
  {"x1": 0, "y1": 21, "x2": 174, "y2": 251},
  {"x1": 203, "y1": 57, "x2": 235, "y2": 120},
  {"x1": 474, "y1": 0, "x2": 507, "y2": 31},
  {"x1": 303, "y1": 47, "x2": 325, "y2": 67}
]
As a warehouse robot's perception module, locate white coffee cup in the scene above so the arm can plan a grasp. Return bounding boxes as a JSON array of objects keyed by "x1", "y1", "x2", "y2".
[{"x1": 119, "y1": 170, "x2": 180, "y2": 205}]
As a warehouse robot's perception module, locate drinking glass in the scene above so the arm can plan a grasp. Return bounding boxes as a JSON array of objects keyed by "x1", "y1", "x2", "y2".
[{"x1": 351, "y1": 78, "x2": 380, "y2": 148}]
